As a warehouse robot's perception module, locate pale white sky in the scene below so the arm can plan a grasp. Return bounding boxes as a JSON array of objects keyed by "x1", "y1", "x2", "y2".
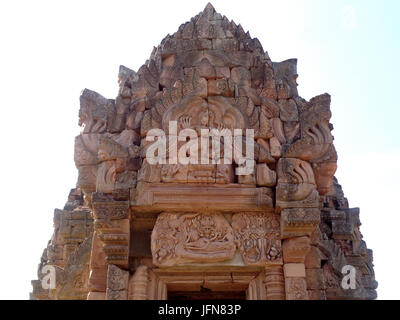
[{"x1": 0, "y1": 0, "x2": 399, "y2": 300}]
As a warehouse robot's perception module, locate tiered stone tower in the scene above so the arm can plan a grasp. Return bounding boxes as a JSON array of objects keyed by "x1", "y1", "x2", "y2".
[{"x1": 31, "y1": 3, "x2": 377, "y2": 300}]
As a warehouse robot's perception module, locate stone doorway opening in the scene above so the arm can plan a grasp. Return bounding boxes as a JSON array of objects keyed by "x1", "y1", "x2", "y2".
[
  {"x1": 166, "y1": 279, "x2": 248, "y2": 300},
  {"x1": 149, "y1": 268, "x2": 266, "y2": 300},
  {"x1": 168, "y1": 289, "x2": 246, "y2": 300}
]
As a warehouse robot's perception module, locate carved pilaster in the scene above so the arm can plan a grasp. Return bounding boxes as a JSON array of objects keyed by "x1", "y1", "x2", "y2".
[
  {"x1": 87, "y1": 231, "x2": 107, "y2": 297},
  {"x1": 106, "y1": 264, "x2": 129, "y2": 300},
  {"x1": 282, "y1": 236, "x2": 311, "y2": 300},
  {"x1": 246, "y1": 272, "x2": 266, "y2": 300},
  {"x1": 128, "y1": 265, "x2": 149, "y2": 300},
  {"x1": 92, "y1": 192, "x2": 130, "y2": 268},
  {"x1": 264, "y1": 266, "x2": 285, "y2": 300},
  {"x1": 147, "y1": 270, "x2": 167, "y2": 300},
  {"x1": 285, "y1": 277, "x2": 308, "y2": 300}
]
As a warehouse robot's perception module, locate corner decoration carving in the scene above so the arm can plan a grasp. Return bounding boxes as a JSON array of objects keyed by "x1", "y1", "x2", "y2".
[
  {"x1": 151, "y1": 212, "x2": 235, "y2": 266},
  {"x1": 232, "y1": 212, "x2": 282, "y2": 266}
]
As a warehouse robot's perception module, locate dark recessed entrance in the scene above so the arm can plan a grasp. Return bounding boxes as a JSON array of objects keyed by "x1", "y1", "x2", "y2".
[
  {"x1": 168, "y1": 288, "x2": 246, "y2": 300},
  {"x1": 152, "y1": 269, "x2": 264, "y2": 300}
]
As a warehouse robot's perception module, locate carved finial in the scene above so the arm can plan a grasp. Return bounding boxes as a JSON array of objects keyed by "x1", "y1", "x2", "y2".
[{"x1": 204, "y1": 2, "x2": 216, "y2": 12}]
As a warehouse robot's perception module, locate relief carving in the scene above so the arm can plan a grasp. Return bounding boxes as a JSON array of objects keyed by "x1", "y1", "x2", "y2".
[
  {"x1": 277, "y1": 158, "x2": 315, "y2": 186},
  {"x1": 276, "y1": 158, "x2": 318, "y2": 211},
  {"x1": 79, "y1": 89, "x2": 114, "y2": 134},
  {"x1": 187, "y1": 164, "x2": 216, "y2": 183},
  {"x1": 284, "y1": 94, "x2": 333, "y2": 162},
  {"x1": 216, "y1": 164, "x2": 234, "y2": 184},
  {"x1": 107, "y1": 264, "x2": 129, "y2": 291},
  {"x1": 96, "y1": 161, "x2": 116, "y2": 193},
  {"x1": 151, "y1": 212, "x2": 235, "y2": 266},
  {"x1": 280, "y1": 208, "x2": 321, "y2": 238},
  {"x1": 232, "y1": 212, "x2": 282, "y2": 266},
  {"x1": 285, "y1": 277, "x2": 308, "y2": 300},
  {"x1": 161, "y1": 164, "x2": 188, "y2": 183}
]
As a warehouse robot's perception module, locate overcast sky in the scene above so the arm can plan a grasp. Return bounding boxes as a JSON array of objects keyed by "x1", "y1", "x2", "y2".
[{"x1": 0, "y1": 0, "x2": 399, "y2": 300}]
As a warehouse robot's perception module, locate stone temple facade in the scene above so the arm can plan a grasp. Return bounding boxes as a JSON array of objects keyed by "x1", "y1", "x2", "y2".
[{"x1": 31, "y1": 4, "x2": 377, "y2": 300}]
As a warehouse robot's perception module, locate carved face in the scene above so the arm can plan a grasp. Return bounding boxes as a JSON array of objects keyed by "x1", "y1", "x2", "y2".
[
  {"x1": 200, "y1": 110, "x2": 210, "y2": 127},
  {"x1": 97, "y1": 149, "x2": 109, "y2": 162},
  {"x1": 198, "y1": 215, "x2": 216, "y2": 238},
  {"x1": 222, "y1": 114, "x2": 234, "y2": 131}
]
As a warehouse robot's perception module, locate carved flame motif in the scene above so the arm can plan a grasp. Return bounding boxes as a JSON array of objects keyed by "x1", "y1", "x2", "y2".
[
  {"x1": 232, "y1": 212, "x2": 282, "y2": 265},
  {"x1": 151, "y1": 212, "x2": 235, "y2": 266}
]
